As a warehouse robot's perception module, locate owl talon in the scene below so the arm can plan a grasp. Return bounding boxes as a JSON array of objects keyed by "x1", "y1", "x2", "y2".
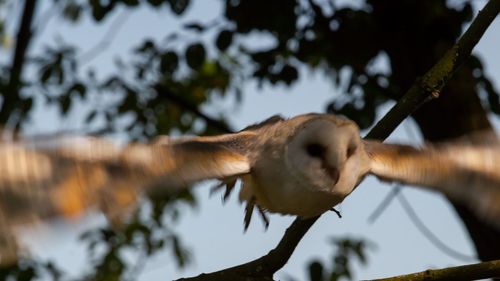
[
  {"x1": 330, "y1": 208, "x2": 342, "y2": 218},
  {"x1": 243, "y1": 198, "x2": 255, "y2": 231},
  {"x1": 257, "y1": 206, "x2": 270, "y2": 229}
]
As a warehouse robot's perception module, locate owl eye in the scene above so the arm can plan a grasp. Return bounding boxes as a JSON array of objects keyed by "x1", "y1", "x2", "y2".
[
  {"x1": 305, "y1": 143, "x2": 326, "y2": 158},
  {"x1": 347, "y1": 144, "x2": 357, "y2": 158}
]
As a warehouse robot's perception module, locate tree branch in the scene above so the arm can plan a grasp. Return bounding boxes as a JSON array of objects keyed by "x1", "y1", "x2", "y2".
[
  {"x1": 176, "y1": 217, "x2": 319, "y2": 281},
  {"x1": 370, "y1": 259, "x2": 500, "y2": 281},
  {"x1": 0, "y1": 0, "x2": 38, "y2": 124},
  {"x1": 78, "y1": 11, "x2": 130, "y2": 65},
  {"x1": 177, "y1": 0, "x2": 499, "y2": 279},
  {"x1": 365, "y1": 0, "x2": 500, "y2": 140}
]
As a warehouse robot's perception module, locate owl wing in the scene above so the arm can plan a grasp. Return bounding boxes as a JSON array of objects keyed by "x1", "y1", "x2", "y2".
[
  {"x1": 364, "y1": 134, "x2": 500, "y2": 229},
  {"x1": 0, "y1": 132, "x2": 257, "y2": 224}
]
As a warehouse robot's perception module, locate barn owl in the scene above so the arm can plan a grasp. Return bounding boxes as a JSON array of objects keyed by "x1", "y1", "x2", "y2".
[{"x1": 0, "y1": 113, "x2": 499, "y2": 264}]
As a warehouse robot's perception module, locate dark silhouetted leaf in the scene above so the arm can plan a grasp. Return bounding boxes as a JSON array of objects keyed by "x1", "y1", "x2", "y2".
[
  {"x1": 171, "y1": 236, "x2": 189, "y2": 268},
  {"x1": 89, "y1": 0, "x2": 107, "y2": 21},
  {"x1": 280, "y1": 64, "x2": 299, "y2": 85},
  {"x1": 135, "y1": 40, "x2": 156, "y2": 54},
  {"x1": 59, "y1": 94, "x2": 71, "y2": 115},
  {"x1": 160, "y1": 51, "x2": 179, "y2": 74},
  {"x1": 185, "y1": 43, "x2": 206, "y2": 70},
  {"x1": 167, "y1": 0, "x2": 190, "y2": 15},
  {"x1": 184, "y1": 22, "x2": 205, "y2": 32},
  {"x1": 21, "y1": 97, "x2": 33, "y2": 113},
  {"x1": 215, "y1": 30, "x2": 233, "y2": 51},
  {"x1": 122, "y1": 0, "x2": 139, "y2": 6},
  {"x1": 308, "y1": 261, "x2": 324, "y2": 281},
  {"x1": 39, "y1": 66, "x2": 53, "y2": 84},
  {"x1": 147, "y1": 0, "x2": 165, "y2": 6},
  {"x1": 62, "y1": 1, "x2": 82, "y2": 22},
  {"x1": 70, "y1": 82, "x2": 86, "y2": 98}
]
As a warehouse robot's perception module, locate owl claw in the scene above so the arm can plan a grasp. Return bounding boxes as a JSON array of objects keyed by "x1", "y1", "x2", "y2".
[
  {"x1": 330, "y1": 207, "x2": 342, "y2": 218},
  {"x1": 243, "y1": 197, "x2": 270, "y2": 231},
  {"x1": 257, "y1": 206, "x2": 270, "y2": 229},
  {"x1": 243, "y1": 198, "x2": 256, "y2": 231}
]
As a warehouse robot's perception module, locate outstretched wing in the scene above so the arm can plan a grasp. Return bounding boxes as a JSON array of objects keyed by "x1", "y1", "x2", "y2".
[
  {"x1": 0, "y1": 132, "x2": 255, "y2": 263},
  {"x1": 365, "y1": 133, "x2": 500, "y2": 228},
  {"x1": 0, "y1": 132, "x2": 255, "y2": 222}
]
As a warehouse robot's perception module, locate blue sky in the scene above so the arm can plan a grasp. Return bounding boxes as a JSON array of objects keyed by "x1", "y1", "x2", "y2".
[{"x1": 2, "y1": 0, "x2": 499, "y2": 280}]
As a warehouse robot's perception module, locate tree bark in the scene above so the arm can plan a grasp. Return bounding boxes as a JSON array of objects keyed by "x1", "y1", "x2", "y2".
[
  {"x1": 371, "y1": 259, "x2": 500, "y2": 281},
  {"x1": 0, "y1": 0, "x2": 38, "y2": 125}
]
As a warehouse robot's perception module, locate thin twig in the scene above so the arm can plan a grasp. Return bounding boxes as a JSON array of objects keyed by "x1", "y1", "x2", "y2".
[
  {"x1": 397, "y1": 192, "x2": 476, "y2": 262},
  {"x1": 34, "y1": 0, "x2": 63, "y2": 36},
  {"x1": 368, "y1": 116, "x2": 474, "y2": 261},
  {"x1": 368, "y1": 121, "x2": 419, "y2": 223},
  {"x1": 78, "y1": 11, "x2": 130, "y2": 65},
  {"x1": 367, "y1": 184, "x2": 401, "y2": 223}
]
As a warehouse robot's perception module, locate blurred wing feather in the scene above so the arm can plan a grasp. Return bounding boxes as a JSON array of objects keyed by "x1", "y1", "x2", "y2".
[
  {"x1": 0, "y1": 132, "x2": 254, "y2": 264},
  {"x1": 0, "y1": 133, "x2": 254, "y2": 223},
  {"x1": 365, "y1": 135, "x2": 500, "y2": 228}
]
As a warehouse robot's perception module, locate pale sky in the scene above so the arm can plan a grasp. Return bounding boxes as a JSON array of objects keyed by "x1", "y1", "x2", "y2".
[{"x1": 2, "y1": 0, "x2": 499, "y2": 280}]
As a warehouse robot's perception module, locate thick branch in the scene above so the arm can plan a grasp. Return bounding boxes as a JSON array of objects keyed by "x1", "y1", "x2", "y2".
[
  {"x1": 365, "y1": 0, "x2": 500, "y2": 140},
  {"x1": 177, "y1": 0, "x2": 499, "y2": 279},
  {"x1": 0, "y1": 0, "x2": 38, "y2": 124},
  {"x1": 371, "y1": 259, "x2": 500, "y2": 281}
]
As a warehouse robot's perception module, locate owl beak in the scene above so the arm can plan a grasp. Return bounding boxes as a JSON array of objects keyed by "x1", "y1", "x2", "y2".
[{"x1": 324, "y1": 165, "x2": 340, "y2": 185}]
